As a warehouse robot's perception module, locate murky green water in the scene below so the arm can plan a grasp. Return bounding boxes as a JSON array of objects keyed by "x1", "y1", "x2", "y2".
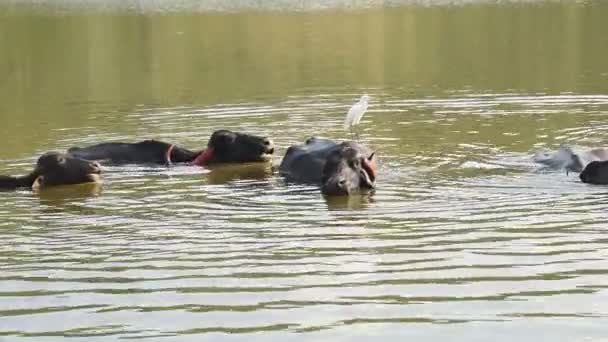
[{"x1": 2, "y1": 1, "x2": 608, "y2": 341}]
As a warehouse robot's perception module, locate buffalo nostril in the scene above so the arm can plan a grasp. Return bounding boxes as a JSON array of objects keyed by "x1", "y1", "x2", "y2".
[{"x1": 338, "y1": 179, "x2": 347, "y2": 188}]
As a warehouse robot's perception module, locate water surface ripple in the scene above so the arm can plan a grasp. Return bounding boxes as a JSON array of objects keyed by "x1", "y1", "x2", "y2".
[{"x1": 2, "y1": 92, "x2": 608, "y2": 340}]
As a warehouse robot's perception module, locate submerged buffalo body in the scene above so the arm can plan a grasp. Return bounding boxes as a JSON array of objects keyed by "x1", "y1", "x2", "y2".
[
  {"x1": 534, "y1": 146, "x2": 608, "y2": 173},
  {"x1": 0, "y1": 152, "x2": 102, "y2": 190},
  {"x1": 279, "y1": 137, "x2": 377, "y2": 195},
  {"x1": 580, "y1": 160, "x2": 608, "y2": 184},
  {"x1": 68, "y1": 130, "x2": 274, "y2": 166}
]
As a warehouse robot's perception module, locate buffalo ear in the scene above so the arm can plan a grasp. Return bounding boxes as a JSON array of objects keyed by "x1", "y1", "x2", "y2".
[
  {"x1": 360, "y1": 153, "x2": 377, "y2": 185},
  {"x1": 31, "y1": 176, "x2": 44, "y2": 191},
  {"x1": 359, "y1": 169, "x2": 375, "y2": 189}
]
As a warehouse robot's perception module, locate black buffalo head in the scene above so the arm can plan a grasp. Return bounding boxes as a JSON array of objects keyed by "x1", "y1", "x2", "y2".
[
  {"x1": 580, "y1": 160, "x2": 608, "y2": 184},
  {"x1": 192, "y1": 130, "x2": 274, "y2": 166},
  {"x1": 321, "y1": 142, "x2": 377, "y2": 196},
  {"x1": 33, "y1": 152, "x2": 102, "y2": 189}
]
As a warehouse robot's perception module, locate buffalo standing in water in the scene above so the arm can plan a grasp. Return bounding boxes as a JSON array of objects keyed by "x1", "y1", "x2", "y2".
[
  {"x1": 68, "y1": 130, "x2": 275, "y2": 167},
  {"x1": 0, "y1": 152, "x2": 102, "y2": 190},
  {"x1": 279, "y1": 137, "x2": 377, "y2": 196}
]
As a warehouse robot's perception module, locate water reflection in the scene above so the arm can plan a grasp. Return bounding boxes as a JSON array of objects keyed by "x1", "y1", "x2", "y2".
[
  {"x1": 205, "y1": 162, "x2": 273, "y2": 185},
  {"x1": 324, "y1": 192, "x2": 375, "y2": 211},
  {"x1": 37, "y1": 182, "x2": 103, "y2": 207}
]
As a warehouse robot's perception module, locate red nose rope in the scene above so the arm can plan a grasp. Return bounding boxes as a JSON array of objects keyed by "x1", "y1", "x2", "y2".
[
  {"x1": 191, "y1": 148, "x2": 215, "y2": 166},
  {"x1": 165, "y1": 144, "x2": 176, "y2": 165},
  {"x1": 362, "y1": 156, "x2": 377, "y2": 182}
]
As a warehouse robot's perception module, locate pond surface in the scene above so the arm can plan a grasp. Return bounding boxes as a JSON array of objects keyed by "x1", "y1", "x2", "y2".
[{"x1": 2, "y1": 1, "x2": 608, "y2": 341}]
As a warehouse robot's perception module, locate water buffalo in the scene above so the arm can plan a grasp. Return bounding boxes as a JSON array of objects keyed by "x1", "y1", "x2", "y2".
[
  {"x1": 279, "y1": 137, "x2": 377, "y2": 196},
  {"x1": 534, "y1": 145, "x2": 608, "y2": 173},
  {"x1": 579, "y1": 160, "x2": 608, "y2": 184},
  {"x1": 67, "y1": 130, "x2": 274, "y2": 167},
  {"x1": 0, "y1": 152, "x2": 102, "y2": 190}
]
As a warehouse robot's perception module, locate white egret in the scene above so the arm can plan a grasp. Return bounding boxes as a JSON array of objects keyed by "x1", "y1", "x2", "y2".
[{"x1": 344, "y1": 94, "x2": 370, "y2": 140}]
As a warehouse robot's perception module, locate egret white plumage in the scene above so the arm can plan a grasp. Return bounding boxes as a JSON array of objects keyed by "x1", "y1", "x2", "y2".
[{"x1": 344, "y1": 95, "x2": 370, "y2": 140}]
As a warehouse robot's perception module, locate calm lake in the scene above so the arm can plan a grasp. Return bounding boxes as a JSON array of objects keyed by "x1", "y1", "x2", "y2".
[{"x1": 1, "y1": 1, "x2": 608, "y2": 340}]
